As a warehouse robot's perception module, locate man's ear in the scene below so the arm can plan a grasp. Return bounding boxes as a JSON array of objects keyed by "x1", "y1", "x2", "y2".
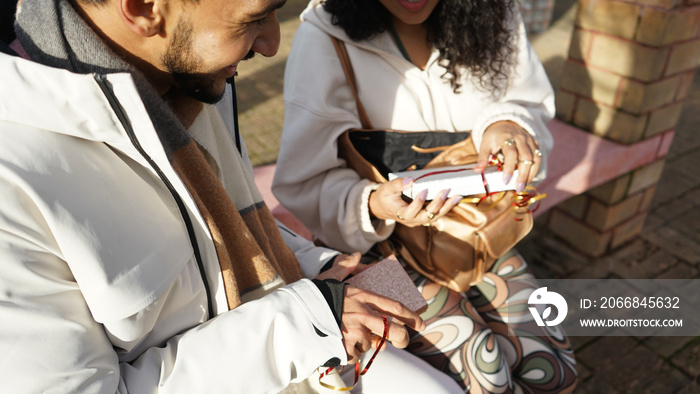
[{"x1": 115, "y1": 0, "x2": 167, "y2": 37}]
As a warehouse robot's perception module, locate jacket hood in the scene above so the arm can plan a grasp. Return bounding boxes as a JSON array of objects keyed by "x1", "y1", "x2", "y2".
[{"x1": 0, "y1": 51, "x2": 140, "y2": 145}]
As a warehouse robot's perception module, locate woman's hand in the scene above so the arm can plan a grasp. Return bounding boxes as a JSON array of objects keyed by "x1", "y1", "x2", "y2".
[
  {"x1": 368, "y1": 178, "x2": 461, "y2": 227},
  {"x1": 473, "y1": 120, "x2": 542, "y2": 193}
]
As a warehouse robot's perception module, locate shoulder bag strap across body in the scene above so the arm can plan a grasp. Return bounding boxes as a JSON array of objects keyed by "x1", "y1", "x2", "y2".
[{"x1": 329, "y1": 35, "x2": 533, "y2": 292}]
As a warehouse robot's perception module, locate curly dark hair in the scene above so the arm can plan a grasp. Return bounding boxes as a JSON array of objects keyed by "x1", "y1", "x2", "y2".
[{"x1": 322, "y1": 0, "x2": 516, "y2": 94}]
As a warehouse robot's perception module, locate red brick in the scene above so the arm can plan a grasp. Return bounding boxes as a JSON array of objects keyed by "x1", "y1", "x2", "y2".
[
  {"x1": 555, "y1": 89, "x2": 576, "y2": 122},
  {"x1": 610, "y1": 211, "x2": 649, "y2": 249},
  {"x1": 576, "y1": 0, "x2": 641, "y2": 39},
  {"x1": 635, "y1": 7, "x2": 700, "y2": 47},
  {"x1": 560, "y1": 61, "x2": 622, "y2": 105},
  {"x1": 629, "y1": 159, "x2": 666, "y2": 194},
  {"x1": 665, "y1": 38, "x2": 700, "y2": 76},
  {"x1": 588, "y1": 34, "x2": 670, "y2": 81},
  {"x1": 657, "y1": 130, "x2": 676, "y2": 158},
  {"x1": 568, "y1": 28, "x2": 593, "y2": 61},
  {"x1": 639, "y1": 185, "x2": 658, "y2": 211},
  {"x1": 617, "y1": 75, "x2": 682, "y2": 113},
  {"x1": 587, "y1": 173, "x2": 632, "y2": 204},
  {"x1": 586, "y1": 192, "x2": 644, "y2": 230},
  {"x1": 549, "y1": 210, "x2": 612, "y2": 257},
  {"x1": 675, "y1": 70, "x2": 698, "y2": 101},
  {"x1": 557, "y1": 193, "x2": 590, "y2": 219},
  {"x1": 645, "y1": 102, "x2": 685, "y2": 137},
  {"x1": 573, "y1": 99, "x2": 648, "y2": 143}
]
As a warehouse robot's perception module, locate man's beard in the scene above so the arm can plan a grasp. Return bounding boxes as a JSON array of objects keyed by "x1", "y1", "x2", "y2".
[{"x1": 162, "y1": 16, "x2": 255, "y2": 104}]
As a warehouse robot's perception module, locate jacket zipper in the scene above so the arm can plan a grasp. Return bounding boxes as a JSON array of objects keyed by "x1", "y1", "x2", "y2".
[{"x1": 93, "y1": 73, "x2": 215, "y2": 320}]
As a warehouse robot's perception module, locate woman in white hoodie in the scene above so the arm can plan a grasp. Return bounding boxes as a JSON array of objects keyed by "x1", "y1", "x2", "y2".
[{"x1": 274, "y1": 0, "x2": 578, "y2": 392}]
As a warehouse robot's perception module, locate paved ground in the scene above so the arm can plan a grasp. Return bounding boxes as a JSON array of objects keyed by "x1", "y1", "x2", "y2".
[{"x1": 237, "y1": 1, "x2": 700, "y2": 392}]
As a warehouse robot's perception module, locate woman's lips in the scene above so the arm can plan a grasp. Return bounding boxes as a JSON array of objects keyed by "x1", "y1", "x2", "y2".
[{"x1": 397, "y1": 0, "x2": 428, "y2": 12}]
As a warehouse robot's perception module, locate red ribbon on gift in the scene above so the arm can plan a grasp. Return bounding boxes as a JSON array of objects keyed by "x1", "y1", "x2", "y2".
[
  {"x1": 412, "y1": 155, "x2": 546, "y2": 217},
  {"x1": 318, "y1": 314, "x2": 390, "y2": 391}
]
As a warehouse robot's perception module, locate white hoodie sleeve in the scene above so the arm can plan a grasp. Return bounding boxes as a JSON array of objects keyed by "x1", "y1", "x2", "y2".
[
  {"x1": 276, "y1": 219, "x2": 340, "y2": 278},
  {"x1": 469, "y1": 9, "x2": 555, "y2": 184},
  {"x1": 273, "y1": 22, "x2": 396, "y2": 254}
]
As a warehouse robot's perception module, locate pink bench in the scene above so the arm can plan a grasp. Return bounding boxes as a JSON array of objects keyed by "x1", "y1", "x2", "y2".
[
  {"x1": 254, "y1": 119, "x2": 674, "y2": 240},
  {"x1": 254, "y1": 164, "x2": 314, "y2": 240}
]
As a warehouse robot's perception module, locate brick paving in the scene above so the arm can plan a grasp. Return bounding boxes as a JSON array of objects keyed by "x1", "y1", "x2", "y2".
[{"x1": 238, "y1": 0, "x2": 700, "y2": 392}]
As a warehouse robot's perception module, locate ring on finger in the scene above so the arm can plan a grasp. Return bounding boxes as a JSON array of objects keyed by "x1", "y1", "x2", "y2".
[
  {"x1": 534, "y1": 149, "x2": 542, "y2": 157},
  {"x1": 519, "y1": 160, "x2": 534, "y2": 166},
  {"x1": 503, "y1": 138, "x2": 516, "y2": 147},
  {"x1": 396, "y1": 209, "x2": 405, "y2": 221},
  {"x1": 425, "y1": 210, "x2": 436, "y2": 220}
]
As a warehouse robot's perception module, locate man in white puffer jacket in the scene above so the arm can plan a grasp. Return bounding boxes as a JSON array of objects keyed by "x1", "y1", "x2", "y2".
[{"x1": 0, "y1": 0, "x2": 438, "y2": 393}]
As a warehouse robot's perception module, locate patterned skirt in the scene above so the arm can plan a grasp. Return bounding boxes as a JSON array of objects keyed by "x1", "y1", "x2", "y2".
[{"x1": 404, "y1": 250, "x2": 578, "y2": 393}]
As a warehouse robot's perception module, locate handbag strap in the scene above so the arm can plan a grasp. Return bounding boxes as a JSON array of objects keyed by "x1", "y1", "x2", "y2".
[{"x1": 330, "y1": 36, "x2": 374, "y2": 129}]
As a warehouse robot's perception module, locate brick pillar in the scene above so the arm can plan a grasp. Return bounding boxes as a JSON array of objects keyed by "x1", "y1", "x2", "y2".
[{"x1": 550, "y1": 0, "x2": 700, "y2": 257}]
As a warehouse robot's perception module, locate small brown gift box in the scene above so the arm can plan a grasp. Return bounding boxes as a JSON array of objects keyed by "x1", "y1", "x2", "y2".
[{"x1": 346, "y1": 256, "x2": 428, "y2": 313}]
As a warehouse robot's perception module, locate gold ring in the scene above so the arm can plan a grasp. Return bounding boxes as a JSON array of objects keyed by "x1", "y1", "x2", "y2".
[
  {"x1": 534, "y1": 149, "x2": 542, "y2": 157},
  {"x1": 520, "y1": 160, "x2": 534, "y2": 165},
  {"x1": 396, "y1": 210, "x2": 405, "y2": 221},
  {"x1": 503, "y1": 138, "x2": 515, "y2": 147},
  {"x1": 425, "y1": 210, "x2": 436, "y2": 220}
]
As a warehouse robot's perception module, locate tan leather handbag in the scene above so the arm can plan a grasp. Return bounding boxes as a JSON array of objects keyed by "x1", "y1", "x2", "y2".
[{"x1": 331, "y1": 36, "x2": 535, "y2": 292}]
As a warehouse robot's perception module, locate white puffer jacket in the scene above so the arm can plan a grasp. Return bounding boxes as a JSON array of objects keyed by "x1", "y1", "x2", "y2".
[{"x1": 0, "y1": 51, "x2": 344, "y2": 394}]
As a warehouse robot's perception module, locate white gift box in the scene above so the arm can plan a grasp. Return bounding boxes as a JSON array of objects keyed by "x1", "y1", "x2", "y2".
[{"x1": 388, "y1": 164, "x2": 518, "y2": 200}]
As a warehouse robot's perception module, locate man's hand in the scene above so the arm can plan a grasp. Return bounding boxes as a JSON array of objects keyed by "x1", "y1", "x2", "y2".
[
  {"x1": 314, "y1": 253, "x2": 426, "y2": 363},
  {"x1": 340, "y1": 285, "x2": 425, "y2": 363},
  {"x1": 315, "y1": 252, "x2": 368, "y2": 281}
]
